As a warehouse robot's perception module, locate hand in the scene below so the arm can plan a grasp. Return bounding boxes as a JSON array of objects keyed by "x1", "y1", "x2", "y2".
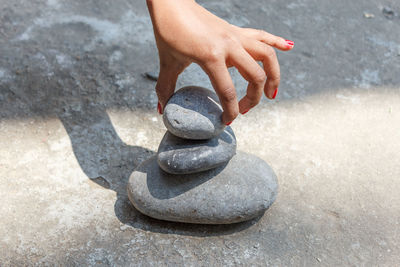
[{"x1": 147, "y1": 0, "x2": 294, "y2": 124}]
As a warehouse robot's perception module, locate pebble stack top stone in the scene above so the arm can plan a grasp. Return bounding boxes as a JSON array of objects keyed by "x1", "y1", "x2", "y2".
[
  {"x1": 127, "y1": 86, "x2": 278, "y2": 224},
  {"x1": 163, "y1": 86, "x2": 225, "y2": 140}
]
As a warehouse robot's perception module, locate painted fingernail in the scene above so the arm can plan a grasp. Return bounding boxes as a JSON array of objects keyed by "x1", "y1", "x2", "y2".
[
  {"x1": 241, "y1": 109, "x2": 250, "y2": 115},
  {"x1": 285, "y1": 39, "x2": 294, "y2": 48},
  {"x1": 157, "y1": 102, "x2": 163, "y2": 115},
  {"x1": 226, "y1": 121, "x2": 232, "y2": 126},
  {"x1": 272, "y1": 88, "x2": 278, "y2": 99}
]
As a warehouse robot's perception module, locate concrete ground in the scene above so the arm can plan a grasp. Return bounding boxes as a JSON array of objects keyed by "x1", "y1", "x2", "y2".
[{"x1": 1, "y1": 0, "x2": 400, "y2": 265}]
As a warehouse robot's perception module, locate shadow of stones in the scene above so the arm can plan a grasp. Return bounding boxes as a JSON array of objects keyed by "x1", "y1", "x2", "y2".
[
  {"x1": 120, "y1": 210, "x2": 264, "y2": 237},
  {"x1": 55, "y1": 97, "x2": 263, "y2": 237},
  {"x1": 56, "y1": 99, "x2": 260, "y2": 236},
  {"x1": 0, "y1": 54, "x2": 259, "y2": 237}
]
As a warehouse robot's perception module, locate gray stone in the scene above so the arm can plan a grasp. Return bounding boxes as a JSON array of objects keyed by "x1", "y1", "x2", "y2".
[
  {"x1": 127, "y1": 151, "x2": 278, "y2": 224},
  {"x1": 163, "y1": 86, "x2": 225, "y2": 140},
  {"x1": 157, "y1": 126, "x2": 237, "y2": 174},
  {"x1": 382, "y1": 6, "x2": 396, "y2": 19}
]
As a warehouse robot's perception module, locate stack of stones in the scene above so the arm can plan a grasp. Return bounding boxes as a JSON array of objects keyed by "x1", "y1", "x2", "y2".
[{"x1": 127, "y1": 86, "x2": 278, "y2": 224}]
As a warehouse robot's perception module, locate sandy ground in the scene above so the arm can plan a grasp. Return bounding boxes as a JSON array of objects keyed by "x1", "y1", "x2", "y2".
[{"x1": 0, "y1": 0, "x2": 399, "y2": 265}]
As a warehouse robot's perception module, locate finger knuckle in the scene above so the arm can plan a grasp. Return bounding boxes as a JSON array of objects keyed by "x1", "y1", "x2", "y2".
[
  {"x1": 264, "y1": 46, "x2": 277, "y2": 58},
  {"x1": 272, "y1": 71, "x2": 281, "y2": 83},
  {"x1": 219, "y1": 88, "x2": 237, "y2": 103},
  {"x1": 271, "y1": 36, "x2": 281, "y2": 47},
  {"x1": 253, "y1": 69, "x2": 267, "y2": 84},
  {"x1": 268, "y1": 76, "x2": 281, "y2": 88},
  {"x1": 275, "y1": 75, "x2": 281, "y2": 84},
  {"x1": 256, "y1": 29, "x2": 266, "y2": 39},
  {"x1": 204, "y1": 47, "x2": 224, "y2": 63},
  {"x1": 247, "y1": 95, "x2": 261, "y2": 106}
]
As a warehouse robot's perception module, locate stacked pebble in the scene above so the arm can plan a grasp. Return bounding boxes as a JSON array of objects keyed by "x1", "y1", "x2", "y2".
[{"x1": 127, "y1": 86, "x2": 278, "y2": 224}]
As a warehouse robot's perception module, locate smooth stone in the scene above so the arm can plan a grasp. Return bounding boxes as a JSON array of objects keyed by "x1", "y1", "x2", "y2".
[
  {"x1": 157, "y1": 126, "x2": 237, "y2": 174},
  {"x1": 127, "y1": 151, "x2": 278, "y2": 224},
  {"x1": 163, "y1": 86, "x2": 225, "y2": 140}
]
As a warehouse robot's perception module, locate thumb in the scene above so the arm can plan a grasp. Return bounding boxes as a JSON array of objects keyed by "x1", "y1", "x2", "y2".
[{"x1": 155, "y1": 66, "x2": 180, "y2": 113}]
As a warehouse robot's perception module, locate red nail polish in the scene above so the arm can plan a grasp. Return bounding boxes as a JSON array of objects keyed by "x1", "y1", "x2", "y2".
[
  {"x1": 241, "y1": 109, "x2": 250, "y2": 115},
  {"x1": 285, "y1": 40, "x2": 294, "y2": 46},
  {"x1": 272, "y1": 88, "x2": 278, "y2": 99},
  {"x1": 226, "y1": 121, "x2": 232, "y2": 126},
  {"x1": 157, "y1": 102, "x2": 163, "y2": 115},
  {"x1": 285, "y1": 40, "x2": 294, "y2": 49}
]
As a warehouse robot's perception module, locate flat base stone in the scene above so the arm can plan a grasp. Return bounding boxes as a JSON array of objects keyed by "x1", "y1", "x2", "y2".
[{"x1": 127, "y1": 151, "x2": 278, "y2": 224}]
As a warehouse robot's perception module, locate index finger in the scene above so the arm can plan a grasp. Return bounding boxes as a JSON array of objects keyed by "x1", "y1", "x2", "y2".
[{"x1": 201, "y1": 62, "x2": 239, "y2": 125}]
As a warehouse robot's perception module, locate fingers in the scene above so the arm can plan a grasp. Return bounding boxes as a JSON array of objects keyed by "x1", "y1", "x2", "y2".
[
  {"x1": 202, "y1": 62, "x2": 239, "y2": 124},
  {"x1": 228, "y1": 48, "x2": 266, "y2": 114},
  {"x1": 155, "y1": 66, "x2": 180, "y2": 113},
  {"x1": 241, "y1": 28, "x2": 294, "y2": 51},
  {"x1": 243, "y1": 40, "x2": 280, "y2": 99}
]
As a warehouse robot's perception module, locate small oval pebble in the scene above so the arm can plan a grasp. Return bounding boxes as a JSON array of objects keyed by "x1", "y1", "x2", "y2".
[
  {"x1": 127, "y1": 151, "x2": 278, "y2": 224},
  {"x1": 157, "y1": 126, "x2": 236, "y2": 174},
  {"x1": 163, "y1": 86, "x2": 225, "y2": 140}
]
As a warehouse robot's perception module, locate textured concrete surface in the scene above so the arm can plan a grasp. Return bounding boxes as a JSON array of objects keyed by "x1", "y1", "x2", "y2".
[
  {"x1": 128, "y1": 151, "x2": 277, "y2": 224},
  {"x1": 0, "y1": 0, "x2": 399, "y2": 266}
]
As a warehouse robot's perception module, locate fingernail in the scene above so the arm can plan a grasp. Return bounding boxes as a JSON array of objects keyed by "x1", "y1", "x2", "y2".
[
  {"x1": 272, "y1": 88, "x2": 278, "y2": 99},
  {"x1": 157, "y1": 102, "x2": 163, "y2": 115},
  {"x1": 226, "y1": 121, "x2": 232, "y2": 126},
  {"x1": 241, "y1": 109, "x2": 250, "y2": 115},
  {"x1": 285, "y1": 39, "x2": 294, "y2": 48}
]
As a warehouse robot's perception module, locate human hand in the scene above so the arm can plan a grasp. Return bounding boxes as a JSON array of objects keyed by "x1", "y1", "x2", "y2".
[{"x1": 147, "y1": 0, "x2": 294, "y2": 124}]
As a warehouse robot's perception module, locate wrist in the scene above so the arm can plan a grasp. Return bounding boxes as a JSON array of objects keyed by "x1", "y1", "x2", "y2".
[{"x1": 146, "y1": 0, "x2": 198, "y2": 25}]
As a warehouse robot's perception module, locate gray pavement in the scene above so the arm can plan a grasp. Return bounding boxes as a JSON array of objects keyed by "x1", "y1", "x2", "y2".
[{"x1": 0, "y1": 0, "x2": 399, "y2": 266}]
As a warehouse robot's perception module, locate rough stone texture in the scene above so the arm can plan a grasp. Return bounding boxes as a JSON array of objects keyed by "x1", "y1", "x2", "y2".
[
  {"x1": 1, "y1": 0, "x2": 400, "y2": 265},
  {"x1": 163, "y1": 86, "x2": 225, "y2": 140},
  {"x1": 128, "y1": 151, "x2": 278, "y2": 224},
  {"x1": 157, "y1": 126, "x2": 236, "y2": 174}
]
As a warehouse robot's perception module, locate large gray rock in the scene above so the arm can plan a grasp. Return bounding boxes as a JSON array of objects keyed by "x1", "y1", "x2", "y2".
[
  {"x1": 127, "y1": 151, "x2": 278, "y2": 224},
  {"x1": 163, "y1": 86, "x2": 225, "y2": 140},
  {"x1": 157, "y1": 126, "x2": 237, "y2": 174}
]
